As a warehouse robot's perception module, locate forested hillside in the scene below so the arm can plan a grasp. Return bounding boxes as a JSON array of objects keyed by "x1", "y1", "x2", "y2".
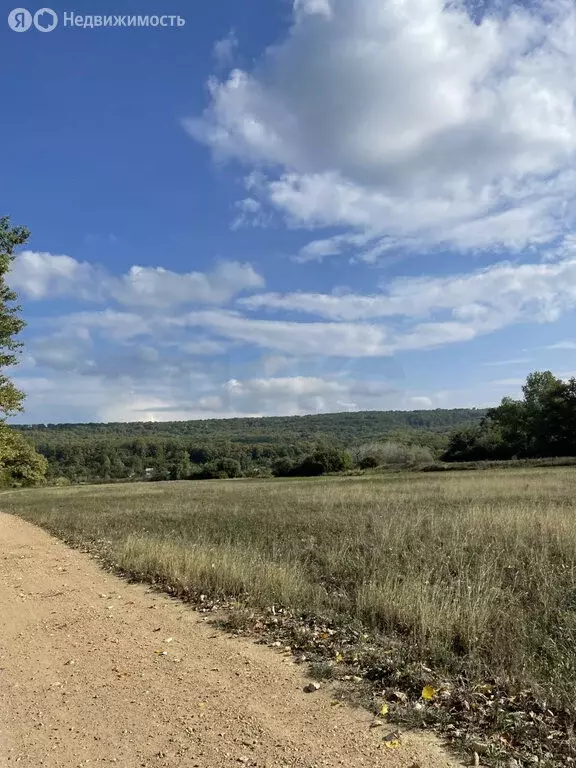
[
  {"x1": 15, "y1": 408, "x2": 486, "y2": 484},
  {"x1": 17, "y1": 408, "x2": 486, "y2": 444}
]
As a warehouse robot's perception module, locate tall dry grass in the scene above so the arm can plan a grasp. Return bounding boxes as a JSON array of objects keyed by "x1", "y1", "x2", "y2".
[{"x1": 5, "y1": 467, "x2": 576, "y2": 702}]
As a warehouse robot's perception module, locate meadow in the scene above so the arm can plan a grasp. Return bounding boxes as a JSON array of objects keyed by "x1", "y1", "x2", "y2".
[{"x1": 5, "y1": 467, "x2": 576, "y2": 706}]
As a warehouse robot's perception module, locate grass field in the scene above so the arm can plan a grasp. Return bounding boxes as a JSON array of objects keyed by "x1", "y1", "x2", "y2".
[
  {"x1": 4, "y1": 468, "x2": 576, "y2": 762},
  {"x1": 5, "y1": 468, "x2": 576, "y2": 694}
]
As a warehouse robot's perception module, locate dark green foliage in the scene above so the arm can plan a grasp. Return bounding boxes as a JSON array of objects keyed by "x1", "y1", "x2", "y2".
[
  {"x1": 17, "y1": 408, "x2": 485, "y2": 484},
  {"x1": 200, "y1": 457, "x2": 243, "y2": 480},
  {"x1": 17, "y1": 407, "x2": 486, "y2": 444},
  {"x1": 0, "y1": 217, "x2": 47, "y2": 487},
  {"x1": 0, "y1": 427, "x2": 48, "y2": 487},
  {"x1": 272, "y1": 457, "x2": 298, "y2": 477},
  {"x1": 443, "y1": 371, "x2": 576, "y2": 462},
  {"x1": 298, "y1": 446, "x2": 352, "y2": 476},
  {"x1": 359, "y1": 455, "x2": 379, "y2": 469},
  {"x1": 0, "y1": 217, "x2": 28, "y2": 417}
]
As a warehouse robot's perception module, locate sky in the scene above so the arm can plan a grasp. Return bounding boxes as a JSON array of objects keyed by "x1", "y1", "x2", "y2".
[{"x1": 2, "y1": 0, "x2": 576, "y2": 424}]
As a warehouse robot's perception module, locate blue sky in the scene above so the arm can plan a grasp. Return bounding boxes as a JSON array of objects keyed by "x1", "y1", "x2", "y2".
[{"x1": 2, "y1": 0, "x2": 576, "y2": 423}]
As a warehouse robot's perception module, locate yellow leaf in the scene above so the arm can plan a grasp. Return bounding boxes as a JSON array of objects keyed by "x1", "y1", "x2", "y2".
[
  {"x1": 379, "y1": 704, "x2": 389, "y2": 716},
  {"x1": 422, "y1": 685, "x2": 436, "y2": 700},
  {"x1": 384, "y1": 740, "x2": 401, "y2": 749},
  {"x1": 198, "y1": 702, "x2": 206, "y2": 709},
  {"x1": 335, "y1": 652, "x2": 343, "y2": 663}
]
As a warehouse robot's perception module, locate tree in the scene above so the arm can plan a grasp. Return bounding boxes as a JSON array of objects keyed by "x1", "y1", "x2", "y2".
[
  {"x1": 0, "y1": 217, "x2": 28, "y2": 417},
  {"x1": 0, "y1": 217, "x2": 47, "y2": 486},
  {"x1": 297, "y1": 446, "x2": 352, "y2": 476},
  {"x1": 0, "y1": 429, "x2": 48, "y2": 487},
  {"x1": 443, "y1": 371, "x2": 576, "y2": 462}
]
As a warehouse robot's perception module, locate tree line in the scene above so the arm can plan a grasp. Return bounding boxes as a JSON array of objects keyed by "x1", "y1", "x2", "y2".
[
  {"x1": 442, "y1": 371, "x2": 576, "y2": 462},
  {"x1": 32, "y1": 370, "x2": 576, "y2": 483}
]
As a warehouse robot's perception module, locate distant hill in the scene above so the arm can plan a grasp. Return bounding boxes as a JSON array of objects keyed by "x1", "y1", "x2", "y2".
[{"x1": 16, "y1": 408, "x2": 487, "y2": 446}]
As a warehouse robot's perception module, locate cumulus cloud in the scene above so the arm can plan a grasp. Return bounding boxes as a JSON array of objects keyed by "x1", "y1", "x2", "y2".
[
  {"x1": 10, "y1": 251, "x2": 100, "y2": 300},
  {"x1": 14, "y1": 366, "x2": 420, "y2": 422},
  {"x1": 187, "y1": 0, "x2": 576, "y2": 253},
  {"x1": 10, "y1": 252, "x2": 264, "y2": 307},
  {"x1": 110, "y1": 261, "x2": 264, "y2": 308}
]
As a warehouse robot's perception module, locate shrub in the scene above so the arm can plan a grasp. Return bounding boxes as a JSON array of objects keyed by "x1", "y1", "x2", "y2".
[
  {"x1": 356, "y1": 441, "x2": 434, "y2": 467},
  {"x1": 293, "y1": 447, "x2": 352, "y2": 477},
  {"x1": 272, "y1": 457, "x2": 297, "y2": 477},
  {"x1": 201, "y1": 457, "x2": 243, "y2": 480}
]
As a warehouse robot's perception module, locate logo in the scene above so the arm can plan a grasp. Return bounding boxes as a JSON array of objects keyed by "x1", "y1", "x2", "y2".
[
  {"x1": 7, "y1": 6, "x2": 58, "y2": 31},
  {"x1": 8, "y1": 7, "x2": 32, "y2": 31},
  {"x1": 34, "y1": 7, "x2": 57, "y2": 30}
]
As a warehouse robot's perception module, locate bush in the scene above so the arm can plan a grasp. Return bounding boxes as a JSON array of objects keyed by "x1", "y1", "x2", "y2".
[
  {"x1": 359, "y1": 455, "x2": 379, "y2": 469},
  {"x1": 356, "y1": 441, "x2": 434, "y2": 467},
  {"x1": 272, "y1": 457, "x2": 297, "y2": 477},
  {"x1": 51, "y1": 476, "x2": 71, "y2": 487},
  {"x1": 290, "y1": 447, "x2": 352, "y2": 477},
  {"x1": 201, "y1": 457, "x2": 243, "y2": 480},
  {"x1": 0, "y1": 427, "x2": 48, "y2": 487}
]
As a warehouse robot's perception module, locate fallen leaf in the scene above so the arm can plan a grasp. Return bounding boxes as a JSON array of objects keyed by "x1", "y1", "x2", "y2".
[
  {"x1": 421, "y1": 685, "x2": 436, "y2": 700},
  {"x1": 379, "y1": 703, "x2": 389, "y2": 717},
  {"x1": 384, "y1": 740, "x2": 401, "y2": 749}
]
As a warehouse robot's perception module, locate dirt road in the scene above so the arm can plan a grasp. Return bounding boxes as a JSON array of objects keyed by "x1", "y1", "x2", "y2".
[{"x1": 0, "y1": 512, "x2": 459, "y2": 768}]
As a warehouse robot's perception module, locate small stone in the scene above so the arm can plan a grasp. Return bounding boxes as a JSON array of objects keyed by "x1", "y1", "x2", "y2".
[{"x1": 304, "y1": 682, "x2": 321, "y2": 693}]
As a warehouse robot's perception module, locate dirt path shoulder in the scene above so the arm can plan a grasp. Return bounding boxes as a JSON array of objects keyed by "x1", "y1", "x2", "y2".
[{"x1": 0, "y1": 512, "x2": 459, "y2": 768}]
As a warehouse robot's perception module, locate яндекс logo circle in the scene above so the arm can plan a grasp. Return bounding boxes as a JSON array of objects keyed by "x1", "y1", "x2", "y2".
[{"x1": 8, "y1": 8, "x2": 32, "y2": 31}]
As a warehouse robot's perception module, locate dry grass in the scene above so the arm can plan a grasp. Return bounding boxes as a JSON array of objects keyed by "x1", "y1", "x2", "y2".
[{"x1": 4, "y1": 467, "x2": 576, "y2": 705}]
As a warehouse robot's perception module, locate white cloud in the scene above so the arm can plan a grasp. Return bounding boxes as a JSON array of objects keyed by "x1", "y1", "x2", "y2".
[
  {"x1": 187, "y1": 0, "x2": 576, "y2": 253},
  {"x1": 544, "y1": 340, "x2": 576, "y2": 350},
  {"x1": 11, "y1": 252, "x2": 264, "y2": 307},
  {"x1": 10, "y1": 251, "x2": 99, "y2": 300},
  {"x1": 110, "y1": 261, "x2": 264, "y2": 308},
  {"x1": 57, "y1": 310, "x2": 154, "y2": 341},
  {"x1": 293, "y1": 0, "x2": 333, "y2": 20},
  {"x1": 239, "y1": 257, "x2": 576, "y2": 331},
  {"x1": 182, "y1": 310, "x2": 392, "y2": 357},
  {"x1": 177, "y1": 340, "x2": 228, "y2": 356},
  {"x1": 213, "y1": 29, "x2": 238, "y2": 69},
  {"x1": 408, "y1": 396, "x2": 433, "y2": 409},
  {"x1": 231, "y1": 197, "x2": 270, "y2": 229},
  {"x1": 14, "y1": 367, "x2": 420, "y2": 422},
  {"x1": 483, "y1": 357, "x2": 533, "y2": 367}
]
